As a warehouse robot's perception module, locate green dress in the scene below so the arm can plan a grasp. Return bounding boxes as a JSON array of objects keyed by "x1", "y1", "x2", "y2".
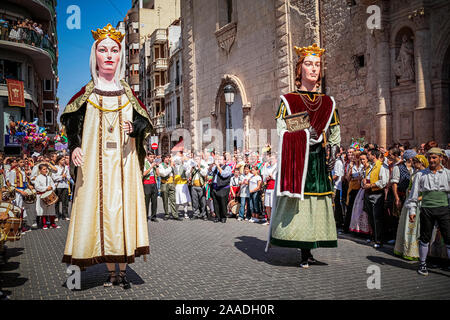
[{"x1": 393, "y1": 173, "x2": 420, "y2": 260}]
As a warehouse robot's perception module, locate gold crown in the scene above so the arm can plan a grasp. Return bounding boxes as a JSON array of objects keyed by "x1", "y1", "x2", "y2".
[
  {"x1": 294, "y1": 43, "x2": 325, "y2": 57},
  {"x1": 91, "y1": 23, "x2": 124, "y2": 44}
]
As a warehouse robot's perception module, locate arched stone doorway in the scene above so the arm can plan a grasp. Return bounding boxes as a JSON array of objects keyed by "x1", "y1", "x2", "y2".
[{"x1": 213, "y1": 74, "x2": 251, "y2": 153}]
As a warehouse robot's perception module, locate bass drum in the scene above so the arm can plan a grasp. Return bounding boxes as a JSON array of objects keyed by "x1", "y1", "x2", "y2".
[
  {"x1": 23, "y1": 188, "x2": 37, "y2": 204},
  {"x1": 0, "y1": 202, "x2": 21, "y2": 217},
  {"x1": 227, "y1": 200, "x2": 240, "y2": 216},
  {"x1": 1, "y1": 186, "x2": 15, "y2": 202},
  {"x1": 41, "y1": 190, "x2": 58, "y2": 206},
  {"x1": 3, "y1": 217, "x2": 22, "y2": 242}
]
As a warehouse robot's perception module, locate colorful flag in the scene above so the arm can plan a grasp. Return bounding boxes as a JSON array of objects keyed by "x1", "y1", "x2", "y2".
[{"x1": 6, "y1": 79, "x2": 25, "y2": 107}]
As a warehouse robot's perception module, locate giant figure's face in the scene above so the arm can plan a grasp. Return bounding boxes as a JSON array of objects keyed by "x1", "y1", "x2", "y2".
[
  {"x1": 95, "y1": 37, "x2": 121, "y2": 77},
  {"x1": 301, "y1": 55, "x2": 321, "y2": 85}
]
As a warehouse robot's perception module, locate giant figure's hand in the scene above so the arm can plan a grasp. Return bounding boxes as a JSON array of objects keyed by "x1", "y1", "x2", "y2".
[
  {"x1": 72, "y1": 147, "x2": 84, "y2": 167},
  {"x1": 123, "y1": 121, "x2": 133, "y2": 135},
  {"x1": 308, "y1": 126, "x2": 318, "y2": 140}
]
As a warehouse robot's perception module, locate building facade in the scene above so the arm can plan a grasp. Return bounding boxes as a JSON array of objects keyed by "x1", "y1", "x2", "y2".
[
  {"x1": 181, "y1": 0, "x2": 450, "y2": 153},
  {"x1": 125, "y1": 0, "x2": 180, "y2": 94},
  {"x1": 162, "y1": 21, "x2": 183, "y2": 154},
  {"x1": 0, "y1": 0, "x2": 58, "y2": 153}
]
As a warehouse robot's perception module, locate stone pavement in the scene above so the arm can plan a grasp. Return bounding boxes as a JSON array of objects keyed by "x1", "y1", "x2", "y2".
[{"x1": 1, "y1": 198, "x2": 449, "y2": 300}]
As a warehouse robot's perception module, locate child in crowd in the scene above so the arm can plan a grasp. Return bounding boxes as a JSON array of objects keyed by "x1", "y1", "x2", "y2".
[
  {"x1": 237, "y1": 165, "x2": 252, "y2": 221},
  {"x1": 229, "y1": 169, "x2": 241, "y2": 216},
  {"x1": 35, "y1": 164, "x2": 59, "y2": 229},
  {"x1": 248, "y1": 166, "x2": 263, "y2": 223}
]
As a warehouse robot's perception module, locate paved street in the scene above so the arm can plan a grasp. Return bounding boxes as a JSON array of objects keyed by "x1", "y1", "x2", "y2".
[{"x1": 1, "y1": 198, "x2": 449, "y2": 300}]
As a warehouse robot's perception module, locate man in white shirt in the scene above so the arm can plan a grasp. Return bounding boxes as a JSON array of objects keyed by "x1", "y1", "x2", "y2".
[
  {"x1": 406, "y1": 148, "x2": 450, "y2": 276},
  {"x1": 211, "y1": 156, "x2": 232, "y2": 223},
  {"x1": 157, "y1": 154, "x2": 180, "y2": 221},
  {"x1": 189, "y1": 155, "x2": 208, "y2": 220},
  {"x1": 333, "y1": 154, "x2": 345, "y2": 231},
  {"x1": 363, "y1": 148, "x2": 389, "y2": 248}
]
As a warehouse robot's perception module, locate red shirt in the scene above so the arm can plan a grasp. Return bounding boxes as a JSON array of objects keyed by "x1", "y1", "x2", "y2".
[{"x1": 266, "y1": 179, "x2": 275, "y2": 190}]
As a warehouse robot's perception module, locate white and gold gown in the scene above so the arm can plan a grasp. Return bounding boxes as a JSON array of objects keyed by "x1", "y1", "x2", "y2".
[{"x1": 63, "y1": 89, "x2": 149, "y2": 268}]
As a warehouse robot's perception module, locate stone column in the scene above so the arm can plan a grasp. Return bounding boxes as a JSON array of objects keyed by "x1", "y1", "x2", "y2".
[
  {"x1": 410, "y1": 7, "x2": 434, "y2": 143},
  {"x1": 242, "y1": 105, "x2": 251, "y2": 151},
  {"x1": 373, "y1": 4, "x2": 392, "y2": 148},
  {"x1": 181, "y1": 0, "x2": 198, "y2": 151}
]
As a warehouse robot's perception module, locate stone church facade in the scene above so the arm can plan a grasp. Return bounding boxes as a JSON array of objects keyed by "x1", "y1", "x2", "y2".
[{"x1": 180, "y1": 0, "x2": 450, "y2": 152}]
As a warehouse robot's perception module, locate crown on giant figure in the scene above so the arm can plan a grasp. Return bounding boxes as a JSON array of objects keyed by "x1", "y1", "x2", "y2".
[
  {"x1": 91, "y1": 23, "x2": 124, "y2": 44},
  {"x1": 294, "y1": 43, "x2": 325, "y2": 57}
]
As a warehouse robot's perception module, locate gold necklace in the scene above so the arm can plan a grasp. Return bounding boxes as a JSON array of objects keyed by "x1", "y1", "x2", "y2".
[
  {"x1": 87, "y1": 93, "x2": 129, "y2": 112},
  {"x1": 97, "y1": 95, "x2": 122, "y2": 133},
  {"x1": 299, "y1": 93, "x2": 323, "y2": 112}
]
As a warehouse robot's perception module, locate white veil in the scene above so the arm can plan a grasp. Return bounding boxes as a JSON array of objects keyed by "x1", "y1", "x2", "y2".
[{"x1": 89, "y1": 37, "x2": 126, "y2": 90}]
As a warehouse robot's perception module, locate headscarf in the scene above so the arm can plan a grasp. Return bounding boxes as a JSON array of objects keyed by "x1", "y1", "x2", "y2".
[
  {"x1": 414, "y1": 155, "x2": 429, "y2": 168},
  {"x1": 403, "y1": 149, "x2": 417, "y2": 161}
]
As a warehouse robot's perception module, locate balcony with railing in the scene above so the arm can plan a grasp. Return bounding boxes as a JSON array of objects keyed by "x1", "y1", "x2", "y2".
[
  {"x1": 6, "y1": 0, "x2": 55, "y2": 21},
  {"x1": 152, "y1": 112, "x2": 166, "y2": 129},
  {"x1": 0, "y1": 31, "x2": 57, "y2": 78},
  {"x1": 152, "y1": 86, "x2": 165, "y2": 99},
  {"x1": 153, "y1": 58, "x2": 168, "y2": 71},
  {"x1": 150, "y1": 29, "x2": 167, "y2": 45}
]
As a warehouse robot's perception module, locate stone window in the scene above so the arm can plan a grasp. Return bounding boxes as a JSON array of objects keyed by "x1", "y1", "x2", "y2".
[
  {"x1": 44, "y1": 109, "x2": 53, "y2": 125},
  {"x1": 175, "y1": 60, "x2": 180, "y2": 86},
  {"x1": 44, "y1": 79, "x2": 52, "y2": 91},
  {"x1": 218, "y1": 0, "x2": 234, "y2": 29},
  {"x1": 176, "y1": 96, "x2": 181, "y2": 125}
]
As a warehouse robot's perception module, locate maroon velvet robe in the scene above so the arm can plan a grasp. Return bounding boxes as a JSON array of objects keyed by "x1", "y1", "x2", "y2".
[{"x1": 277, "y1": 92, "x2": 335, "y2": 198}]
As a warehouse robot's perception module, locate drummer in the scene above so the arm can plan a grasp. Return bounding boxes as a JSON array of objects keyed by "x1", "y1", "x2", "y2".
[
  {"x1": 8, "y1": 158, "x2": 32, "y2": 232},
  {"x1": 34, "y1": 164, "x2": 59, "y2": 230}
]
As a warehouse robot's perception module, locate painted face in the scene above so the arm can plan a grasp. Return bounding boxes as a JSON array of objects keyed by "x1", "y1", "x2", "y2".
[
  {"x1": 301, "y1": 55, "x2": 321, "y2": 85},
  {"x1": 96, "y1": 37, "x2": 121, "y2": 77}
]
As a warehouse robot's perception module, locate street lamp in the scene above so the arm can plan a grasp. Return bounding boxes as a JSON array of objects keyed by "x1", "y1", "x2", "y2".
[
  {"x1": 224, "y1": 84, "x2": 235, "y2": 152},
  {"x1": 224, "y1": 84, "x2": 235, "y2": 106}
]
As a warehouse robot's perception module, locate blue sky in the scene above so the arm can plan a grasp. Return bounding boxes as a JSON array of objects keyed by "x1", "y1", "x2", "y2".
[{"x1": 56, "y1": 0, "x2": 130, "y2": 122}]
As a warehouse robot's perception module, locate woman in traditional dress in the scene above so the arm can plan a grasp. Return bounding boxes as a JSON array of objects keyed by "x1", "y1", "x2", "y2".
[
  {"x1": 266, "y1": 44, "x2": 340, "y2": 268},
  {"x1": 344, "y1": 150, "x2": 364, "y2": 233},
  {"x1": 394, "y1": 154, "x2": 428, "y2": 260},
  {"x1": 60, "y1": 24, "x2": 152, "y2": 289},
  {"x1": 349, "y1": 152, "x2": 373, "y2": 236}
]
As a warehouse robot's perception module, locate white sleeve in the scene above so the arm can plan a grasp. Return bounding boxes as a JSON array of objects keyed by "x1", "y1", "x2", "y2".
[
  {"x1": 50, "y1": 176, "x2": 56, "y2": 190},
  {"x1": 158, "y1": 165, "x2": 171, "y2": 177},
  {"x1": 34, "y1": 176, "x2": 47, "y2": 193},
  {"x1": 51, "y1": 167, "x2": 63, "y2": 183},
  {"x1": 405, "y1": 172, "x2": 421, "y2": 216},
  {"x1": 390, "y1": 166, "x2": 400, "y2": 184},
  {"x1": 334, "y1": 161, "x2": 344, "y2": 177},
  {"x1": 8, "y1": 170, "x2": 16, "y2": 186},
  {"x1": 375, "y1": 165, "x2": 389, "y2": 189}
]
